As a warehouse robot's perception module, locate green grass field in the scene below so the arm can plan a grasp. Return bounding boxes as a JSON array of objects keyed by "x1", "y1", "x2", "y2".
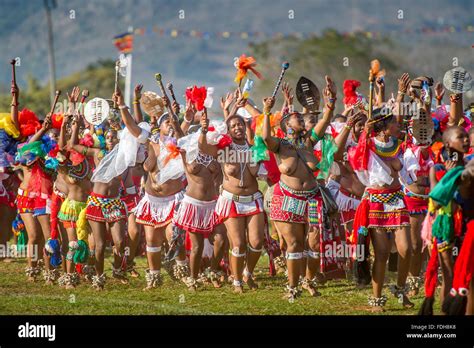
[{"x1": 0, "y1": 252, "x2": 435, "y2": 315}]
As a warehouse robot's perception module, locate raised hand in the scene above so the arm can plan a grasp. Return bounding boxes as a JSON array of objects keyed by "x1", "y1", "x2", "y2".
[
  {"x1": 200, "y1": 109, "x2": 209, "y2": 132},
  {"x1": 323, "y1": 75, "x2": 336, "y2": 100},
  {"x1": 398, "y1": 73, "x2": 410, "y2": 94},
  {"x1": 262, "y1": 97, "x2": 275, "y2": 114},
  {"x1": 220, "y1": 92, "x2": 235, "y2": 112},
  {"x1": 281, "y1": 82, "x2": 294, "y2": 105},
  {"x1": 43, "y1": 113, "x2": 52, "y2": 130},
  {"x1": 172, "y1": 100, "x2": 180, "y2": 116},
  {"x1": 113, "y1": 86, "x2": 125, "y2": 106},
  {"x1": 346, "y1": 111, "x2": 364, "y2": 128},
  {"x1": 134, "y1": 84, "x2": 143, "y2": 101},
  {"x1": 376, "y1": 77, "x2": 385, "y2": 89},
  {"x1": 67, "y1": 86, "x2": 81, "y2": 104},
  {"x1": 434, "y1": 82, "x2": 445, "y2": 100}
]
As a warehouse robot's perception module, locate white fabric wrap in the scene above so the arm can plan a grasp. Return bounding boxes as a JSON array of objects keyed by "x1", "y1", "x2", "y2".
[
  {"x1": 177, "y1": 120, "x2": 228, "y2": 164},
  {"x1": 355, "y1": 150, "x2": 393, "y2": 187},
  {"x1": 156, "y1": 140, "x2": 185, "y2": 185},
  {"x1": 91, "y1": 122, "x2": 150, "y2": 183}
]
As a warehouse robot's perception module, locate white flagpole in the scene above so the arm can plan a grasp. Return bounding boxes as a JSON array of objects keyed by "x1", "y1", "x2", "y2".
[{"x1": 124, "y1": 53, "x2": 132, "y2": 107}]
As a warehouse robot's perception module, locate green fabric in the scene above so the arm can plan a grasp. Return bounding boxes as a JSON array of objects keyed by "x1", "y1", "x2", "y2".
[
  {"x1": 432, "y1": 202, "x2": 454, "y2": 243},
  {"x1": 429, "y1": 166, "x2": 464, "y2": 207},
  {"x1": 73, "y1": 240, "x2": 89, "y2": 264},
  {"x1": 17, "y1": 230, "x2": 28, "y2": 252},
  {"x1": 251, "y1": 135, "x2": 269, "y2": 163},
  {"x1": 316, "y1": 134, "x2": 338, "y2": 179},
  {"x1": 18, "y1": 141, "x2": 45, "y2": 158},
  {"x1": 310, "y1": 128, "x2": 323, "y2": 143}
]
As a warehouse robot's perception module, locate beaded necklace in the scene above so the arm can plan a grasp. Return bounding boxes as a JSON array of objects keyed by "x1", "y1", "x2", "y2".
[
  {"x1": 283, "y1": 136, "x2": 306, "y2": 150},
  {"x1": 230, "y1": 142, "x2": 250, "y2": 187},
  {"x1": 195, "y1": 151, "x2": 214, "y2": 167},
  {"x1": 373, "y1": 137, "x2": 401, "y2": 159}
]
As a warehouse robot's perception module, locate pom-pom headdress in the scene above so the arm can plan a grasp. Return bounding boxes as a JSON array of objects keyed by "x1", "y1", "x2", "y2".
[
  {"x1": 343, "y1": 80, "x2": 361, "y2": 106},
  {"x1": 18, "y1": 108, "x2": 41, "y2": 138}
]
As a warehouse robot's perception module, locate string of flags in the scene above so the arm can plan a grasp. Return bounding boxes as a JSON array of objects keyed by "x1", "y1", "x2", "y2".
[
  {"x1": 114, "y1": 24, "x2": 474, "y2": 53},
  {"x1": 128, "y1": 24, "x2": 474, "y2": 40}
]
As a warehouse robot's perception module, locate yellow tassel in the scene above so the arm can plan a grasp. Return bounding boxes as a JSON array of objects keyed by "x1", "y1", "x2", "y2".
[{"x1": 76, "y1": 208, "x2": 90, "y2": 242}]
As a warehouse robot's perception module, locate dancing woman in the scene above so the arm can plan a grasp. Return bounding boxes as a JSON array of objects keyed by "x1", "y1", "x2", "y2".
[
  {"x1": 14, "y1": 107, "x2": 58, "y2": 284},
  {"x1": 215, "y1": 105, "x2": 265, "y2": 293},
  {"x1": 57, "y1": 88, "x2": 94, "y2": 288},
  {"x1": 116, "y1": 88, "x2": 188, "y2": 290},
  {"x1": 71, "y1": 112, "x2": 128, "y2": 290},
  {"x1": 351, "y1": 107, "x2": 413, "y2": 312},
  {"x1": 262, "y1": 76, "x2": 336, "y2": 299},
  {"x1": 174, "y1": 110, "x2": 226, "y2": 291}
]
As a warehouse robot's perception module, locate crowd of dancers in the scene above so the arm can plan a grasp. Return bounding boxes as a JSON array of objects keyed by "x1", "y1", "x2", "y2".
[{"x1": 0, "y1": 56, "x2": 473, "y2": 314}]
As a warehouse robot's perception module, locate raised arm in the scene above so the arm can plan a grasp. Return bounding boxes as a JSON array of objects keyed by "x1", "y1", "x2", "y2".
[
  {"x1": 261, "y1": 97, "x2": 279, "y2": 152},
  {"x1": 434, "y1": 82, "x2": 444, "y2": 108},
  {"x1": 180, "y1": 99, "x2": 196, "y2": 135},
  {"x1": 448, "y1": 93, "x2": 463, "y2": 127},
  {"x1": 220, "y1": 91, "x2": 236, "y2": 120},
  {"x1": 133, "y1": 84, "x2": 144, "y2": 123},
  {"x1": 28, "y1": 113, "x2": 51, "y2": 143},
  {"x1": 163, "y1": 95, "x2": 185, "y2": 139},
  {"x1": 375, "y1": 77, "x2": 385, "y2": 107},
  {"x1": 244, "y1": 99, "x2": 262, "y2": 117},
  {"x1": 114, "y1": 87, "x2": 142, "y2": 138},
  {"x1": 58, "y1": 114, "x2": 70, "y2": 150},
  {"x1": 68, "y1": 113, "x2": 98, "y2": 157},
  {"x1": 313, "y1": 75, "x2": 337, "y2": 139},
  {"x1": 333, "y1": 111, "x2": 363, "y2": 161},
  {"x1": 280, "y1": 82, "x2": 293, "y2": 115}
]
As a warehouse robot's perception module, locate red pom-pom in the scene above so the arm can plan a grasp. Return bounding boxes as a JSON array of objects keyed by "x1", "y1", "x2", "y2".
[
  {"x1": 80, "y1": 134, "x2": 94, "y2": 147},
  {"x1": 19, "y1": 108, "x2": 41, "y2": 137},
  {"x1": 185, "y1": 86, "x2": 207, "y2": 111},
  {"x1": 276, "y1": 128, "x2": 285, "y2": 139},
  {"x1": 69, "y1": 150, "x2": 85, "y2": 166},
  {"x1": 217, "y1": 134, "x2": 232, "y2": 149},
  {"x1": 48, "y1": 144, "x2": 59, "y2": 158},
  {"x1": 51, "y1": 113, "x2": 64, "y2": 130},
  {"x1": 343, "y1": 80, "x2": 361, "y2": 106}
]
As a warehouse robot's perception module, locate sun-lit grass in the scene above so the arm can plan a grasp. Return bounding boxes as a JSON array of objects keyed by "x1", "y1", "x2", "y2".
[{"x1": 0, "y1": 253, "x2": 435, "y2": 315}]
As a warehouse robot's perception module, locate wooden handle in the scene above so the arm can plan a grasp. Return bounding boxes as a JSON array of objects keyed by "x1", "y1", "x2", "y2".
[
  {"x1": 50, "y1": 90, "x2": 61, "y2": 115},
  {"x1": 367, "y1": 69, "x2": 375, "y2": 121},
  {"x1": 167, "y1": 83, "x2": 177, "y2": 104},
  {"x1": 114, "y1": 61, "x2": 120, "y2": 108},
  {"x1": 10, "y1": 59, "x2": 16, "y2": 85}
]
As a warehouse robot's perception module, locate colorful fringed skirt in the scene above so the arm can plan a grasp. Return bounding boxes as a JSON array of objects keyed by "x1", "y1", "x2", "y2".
[
  {"x1": 16, "y1": 188, "x2": 50, "y2": 216},
  {"x1": 58, "y1": 198, "x2": 87, "y2": 228},
  {"x1": 133, "y1": 191, "x2": 183, "y2": 228},
  {"x1": 215, "y1": 189, "x2": 263, "y2": 223},
  {"x1": 365, "y1": 187, "x2": 410, "y2": 230},
  {"x1": 270, "y1": 181, "x2": 319, "y2": 227},
  {"x1": 173, "y1": 194, "x2": 218, "y2": 236},
  {"x1": 85, "y1": 192, "x2": 127, "y2": 223},
  {"x1": 402, "y1": 186, "x2": 429, "y2": 215}
]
